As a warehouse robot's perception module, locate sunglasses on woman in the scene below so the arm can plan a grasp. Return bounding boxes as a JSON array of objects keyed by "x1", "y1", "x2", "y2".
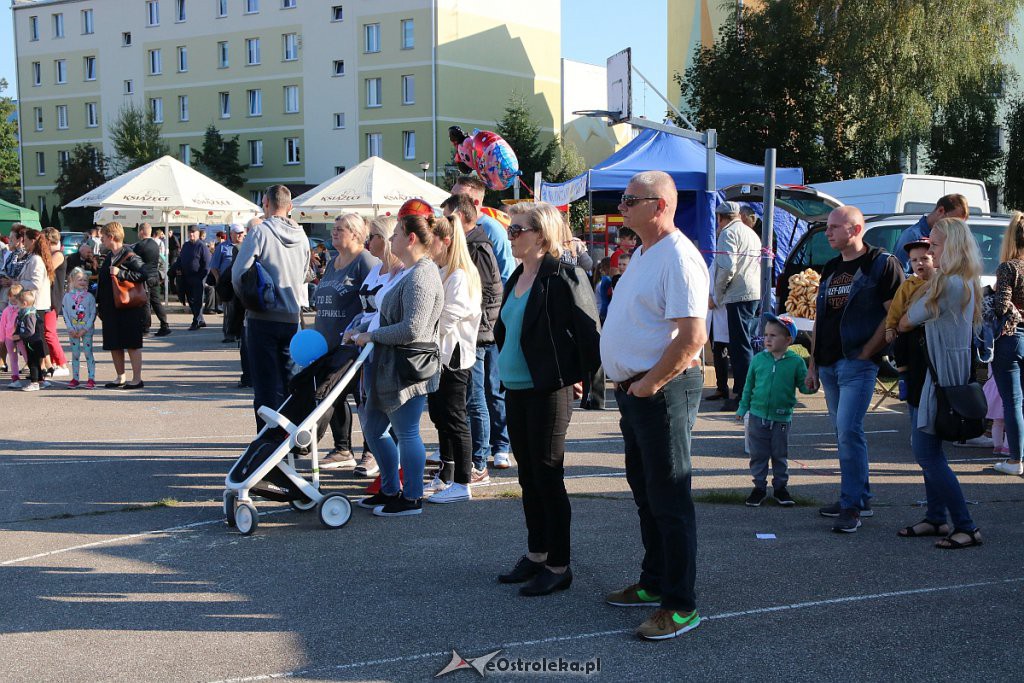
[{"x1": 508, "y1": 224, "x2": 537, "y2": 239}]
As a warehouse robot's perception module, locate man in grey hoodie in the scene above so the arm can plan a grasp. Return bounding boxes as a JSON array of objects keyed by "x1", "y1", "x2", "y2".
[{"x1": 232, "y1": 184, "x2": 311, "y2": 429}]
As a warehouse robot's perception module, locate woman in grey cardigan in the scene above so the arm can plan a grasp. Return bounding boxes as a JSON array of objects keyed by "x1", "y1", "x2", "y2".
[
  {"x1": 351, "y1": 204, "x2": 444, "y2": 517},
  {"x1": 897, "y1": 218, "x2": 982, "y2": 549}
]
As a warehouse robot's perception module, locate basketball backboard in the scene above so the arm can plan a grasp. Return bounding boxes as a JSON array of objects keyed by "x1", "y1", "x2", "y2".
[{"x1": 606, "y1": 48, "x2": 632, "y2": 123}]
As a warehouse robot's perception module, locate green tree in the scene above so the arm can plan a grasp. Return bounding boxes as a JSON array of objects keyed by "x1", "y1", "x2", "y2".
[
  {"x1": 494, "y1": 92, "x2": 559, "y2": 199},
  {"x1": 48, "y1": 205, "x2": 61, "y2": 229},
  {"x1": 192, "y1": 125, "x2": 249, "y2": 191},
  {"x1": 0, "y1": 78, "x2": 21, "y2": 205},
  {"x1": 1005, "y1": 97, "x2": 1024, "y2": 211},
  {"x1": 54, "y1": 144, "x2": 109, "y2": 229},
  {"x1": 108, "y1": 104, "x2": 168, "y2": 174},
  {"x1": 927, "y1": 74, "x2": 1003, "y2": 188}
]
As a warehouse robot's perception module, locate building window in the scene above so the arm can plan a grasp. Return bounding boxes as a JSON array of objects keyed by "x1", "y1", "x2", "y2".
[
  {"x1": 246, "y1": 38, "x2": 260, "y2": 65},
  {"x1": 149, "y1": 49, "x2": 162, "y2": 75},
  {"x1": 245, "y1": 0, "x2": 259, "y2": 14},
  {"x1": 38, "y1": 197, "x2": 47, "y2": 217},
  {"x1": 333, "y1": 112, "x2": 345, "y2": 129},
  {"x1": 86, "y1": 102, "x2": 98, "y2": 128},
  {"x1": 247, "y1": 89, "x2": 262, "y2": 116},
  {"x1": 84, "y1": 56, "x2": 97, "y2": 81},
  {"x1": 401, "y1": 75, "x2": 415, "y2": 105},
  {"x1": 282, "y1": 0, "x2": 296, "y2": 8},
  {"x1": 53, "y1": 13, "x2": 64, "y2": 38},
  {"x1": 366, "y1": 77, "x2": 381, "y2": 107},
  {"x1": 283, "y1": 33, "x2": 298, "y2": 61},
  {"x1": 331, "y1": 5, "x2": 343, "y2": 21},
  {"x1": 175, "y1": 0, "x2": 186, "y2": 22},
  {"x1": 364, "y1": 23, "x2": 380, "y2": 53},
  {"x1": 219, "y1": 91, "x2": 230, "y2": 117},
  {"x1": 32, "y1": 62, "x2": 41, "y2": 87},
  {"x1": 366, "y1": 133, "x2": 382, "y2": 158},
  {"x1": 146, "y1": 1, "x2": 159, "y2": 26},
  {"x1": 36, "y1": 152, "x2": 46, "y2": 176},
  {"x1": 122, "y1": 32, "x2": 133, "y2": 46},
  {"x1": 58, "y1": 150, "x2": 71, "y2": 169},
  {"x1": 82, "y1": 9, "x2": 94, "y2": 35},
  {"x1": 250, "y1": 190, "x2": 263, "y2": 204},
  {"x1": 150, "y1": 97, "x2": 164, "y2": 123},
  {"x1": 55, "y1": 60, "x2": 67, "y2": 84},
  {"x1": 179, "y1": 144, "x2": 191, "y2": 165},
  {"x1": 402, "y1": 131, "x2": 416, "y2": 160},
  {"x1": 177, "y1": 46, "x2": 188, "y2": 72},
  {"x1": 249, "y1": 139, "x2": 263, "y2": 166},
  {"x1": 401, "y1": 19, "x2": 414, "y2": 49},
  {"x1": 332, "y1": 60, "x2": 345, "y2": 76},
  {"x1": 124, "y1": 79, "x2": 134, "y2": 94},
  {"x1": 178, "y1": 95, "x2": 189, "y2": 121},
  {"x1": 56, "y1": 105, "x2": 68, "y2": 129},
  {"x1": 284, "y1": 85, "x2": 299, "y2": 113},
  {"x1": 285, "y1": 137, "x2": 301, "y2": 164},
  {"x1": 33, "y1": 108, "x2": 43, "y2": 131},
  {"x1": 218, "y1": 41, "x2": 229, "y2": 68},
  {"x1": 29, "y1": 16, "x2": 39, "y2": 41},
  {"x1": 217, "y1": 0, "x2": 227, "y2": 17}
]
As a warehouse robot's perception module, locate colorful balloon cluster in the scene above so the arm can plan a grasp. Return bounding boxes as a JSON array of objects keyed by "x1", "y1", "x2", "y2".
[{"x1": 449, "y1": 126, "x2": 521, "y2": 191}]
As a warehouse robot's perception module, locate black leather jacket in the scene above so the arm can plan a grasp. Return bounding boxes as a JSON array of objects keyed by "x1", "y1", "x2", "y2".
[
  {"x1": 466, "y1": 226, "x2": 502, "y2": 345},
  {"x1": 495, "y1": 254, "x2": 602, "y2": 393}
]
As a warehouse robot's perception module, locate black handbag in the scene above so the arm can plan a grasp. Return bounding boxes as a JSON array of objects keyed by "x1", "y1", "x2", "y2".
[
  {"x1": 393, "y1": 341, "x2": 440, "y2": 383},
  {"x1": 924, "y1": 334, "x2": 986, "y2": 442}
]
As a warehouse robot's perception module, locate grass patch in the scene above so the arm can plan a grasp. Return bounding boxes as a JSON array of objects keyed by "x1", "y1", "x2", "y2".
[{"x1": 15, "y1": 498, "x2": 182, "y2": 523}]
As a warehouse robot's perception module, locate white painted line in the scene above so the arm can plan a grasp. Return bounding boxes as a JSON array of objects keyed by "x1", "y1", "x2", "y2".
[{"x1": 207, "y1": 576, "x2": 1024, "y2": 683}]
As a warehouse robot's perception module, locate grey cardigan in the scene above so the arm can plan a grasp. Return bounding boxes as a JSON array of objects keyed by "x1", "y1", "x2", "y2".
[
  {"x1": 907, "y1": 275, "x2": 975, "y2": 434},
  {"x1": 368, "y1": 257, "x2": 444, "y2": 413}
]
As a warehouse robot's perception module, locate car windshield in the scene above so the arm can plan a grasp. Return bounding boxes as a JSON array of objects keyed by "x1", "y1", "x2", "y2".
[{"x1": 62, "y1": 234, "x2": 84, "y2": 246}]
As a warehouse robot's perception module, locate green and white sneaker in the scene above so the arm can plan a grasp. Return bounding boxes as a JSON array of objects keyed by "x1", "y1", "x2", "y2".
[
  {"x1": 636, "y1": 609, "x2": 701, "y2": 640},
  {"x1": 605, "y1": 583, "x2": 662, "y2": 608}
]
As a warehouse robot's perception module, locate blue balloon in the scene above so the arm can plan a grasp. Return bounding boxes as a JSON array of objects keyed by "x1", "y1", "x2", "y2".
[{"x1": 289, "y1": 329, "x2": 328, "y2": 367}]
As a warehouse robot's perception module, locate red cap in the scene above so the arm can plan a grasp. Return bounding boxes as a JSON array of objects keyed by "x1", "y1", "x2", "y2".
[{"x1": 397, "y1": 198, "x2": 434, "y2": 218}]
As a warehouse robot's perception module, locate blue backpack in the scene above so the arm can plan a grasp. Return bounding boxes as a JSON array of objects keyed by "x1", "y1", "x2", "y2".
[{"x1": 238, "y1": 261, "x2": 277, "y2": 312}]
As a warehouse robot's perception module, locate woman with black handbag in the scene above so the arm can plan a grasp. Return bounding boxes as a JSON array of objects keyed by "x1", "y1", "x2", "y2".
[
  {"x1": 96, "y1": 222, "x2": 148, "y2": 390},
  {"x1": 897, "y1": 217, "x2": 983, "y2": 549},
  {"x1": 350, "y1": 200, "x2": 444, "y2": 517}
]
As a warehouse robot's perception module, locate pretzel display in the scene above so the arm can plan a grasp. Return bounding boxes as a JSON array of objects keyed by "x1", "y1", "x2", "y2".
[{"x1": 784, "y1": 269, "x2": 821, "y2": 320}]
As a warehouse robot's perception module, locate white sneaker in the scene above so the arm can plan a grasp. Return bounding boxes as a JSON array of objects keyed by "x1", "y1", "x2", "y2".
[
  {"x1": 961, "y1": 435, "x2": 994, "y2": 448},
  {"x1": 992, "y1": 460, "x2": 1024, "y2": 476},
  {"x1": 493, "y1": 452, "x2": 513, "y2": 469},
  {"x1": 20, "y1": 382, "x2": 40, "y2": 392},
  {"x1": 426, "y1": 450, "x2": 441, "y2": 465},
  {"x1": 51, "y1": 366, "x2": 71, "y2": 378},
  {"x1": 426, "y1": 474, "x2": 448, "y2": 493},
  {"x1": 427, "y1": 482, "x2": 472, "y2": 504}
]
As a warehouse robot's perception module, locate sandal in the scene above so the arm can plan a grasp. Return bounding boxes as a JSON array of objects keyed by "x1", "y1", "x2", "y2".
[
  {"x1": 935, "y1": 528, "x2": 983, "y2": 550},
  {"x1": 897, "y1": 519, "x2": 951, "y2": 538}
]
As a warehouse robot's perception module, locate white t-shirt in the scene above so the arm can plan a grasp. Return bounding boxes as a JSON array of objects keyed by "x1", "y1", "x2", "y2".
[{"x1": 600, "y1": 229, "x2": 709, "y2": 382}]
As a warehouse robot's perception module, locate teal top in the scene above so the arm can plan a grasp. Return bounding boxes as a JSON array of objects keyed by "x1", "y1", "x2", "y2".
[
  {"x1": 736, "y1": 349, "x2": 816, "y2": 422},
  {"x1": 498, "y1": 287, "x2": 533, "y2": 390}
]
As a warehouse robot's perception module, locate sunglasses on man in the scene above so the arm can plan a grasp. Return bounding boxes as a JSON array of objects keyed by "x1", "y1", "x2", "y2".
[{"x1": 620, "y1": 194, "x2": 661, "y2": 208}]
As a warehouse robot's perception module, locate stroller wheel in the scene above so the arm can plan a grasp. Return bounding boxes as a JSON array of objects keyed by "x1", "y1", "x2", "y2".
[
  {"x1": 318, "y1": 493, "x2": 352, "y2": 529},
  {"x1": 223, "y1": 491, "x2": 237, "y2": 528},
  {"x1": 289, "y1": 495, "x2": 318, "y2": 512},
  {"x1": 235, "y1": 502, "x2": 259, "y2": 535}
]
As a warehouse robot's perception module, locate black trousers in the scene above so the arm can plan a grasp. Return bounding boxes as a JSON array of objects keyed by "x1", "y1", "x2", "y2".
[
  {"x1": 427, "y1": 365, "x2": 473, "y2": 485},
  {"x1": 581, "y1": 365, "x2": 606, "y2": 408},
  {"x1": 183, "y1": 275, "x2": 205, "y2": 323},
  {"x1": 506, "y1": 385, "x2": 573, "y2": 567},
  {"x1": 24, "y1": 338, "x2": 44, "y2": 382},
  {"x1": 712, "y1": 341, "x2": 730, "y2": 394},
  {"x1": 328, "y1": 372, "x2": 361, "y2": 451},
  {"x1": 143, "y1": 280, "x2": 168, "y2": 330}
]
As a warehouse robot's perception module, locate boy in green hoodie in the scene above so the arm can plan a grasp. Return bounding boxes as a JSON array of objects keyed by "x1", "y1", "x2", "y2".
[{"x1": 736, "y1": 313, "x2": 817, "y2": 507}]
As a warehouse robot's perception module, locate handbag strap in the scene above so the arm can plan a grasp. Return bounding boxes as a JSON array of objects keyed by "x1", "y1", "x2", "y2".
[{"x1": 922, "y1": 324, "x2": 978, "y2": 389}]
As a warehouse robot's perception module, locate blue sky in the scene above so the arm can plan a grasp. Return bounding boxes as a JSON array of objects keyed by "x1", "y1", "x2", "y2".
[{"x1": 0, "y1": 0, "x2": 668, "y2": 116}]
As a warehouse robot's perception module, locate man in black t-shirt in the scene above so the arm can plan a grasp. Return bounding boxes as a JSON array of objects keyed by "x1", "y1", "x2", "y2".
[{"x1": 806, "y1": 206, "x2": 903, "y2": 533}]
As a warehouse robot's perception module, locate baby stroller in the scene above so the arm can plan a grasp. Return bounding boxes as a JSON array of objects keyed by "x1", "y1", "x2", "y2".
[{"x1": 224, "y1": 342, "x2": 372, "y2": 535}]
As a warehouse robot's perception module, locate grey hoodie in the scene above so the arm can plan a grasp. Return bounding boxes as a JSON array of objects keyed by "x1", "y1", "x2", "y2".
[{"x1": 232, "y1": 215, "x2": 311, "y2": 323}]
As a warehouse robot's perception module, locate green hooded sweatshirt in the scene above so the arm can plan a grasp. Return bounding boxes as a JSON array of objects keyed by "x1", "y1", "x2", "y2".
[{"x1": 737, "y1": 349, "x2": 816, "y2": 422}]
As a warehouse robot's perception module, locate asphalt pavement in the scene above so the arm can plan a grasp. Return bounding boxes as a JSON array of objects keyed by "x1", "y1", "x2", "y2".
[{"x1": 2, "y1": 311, "x2": 1023, "y2": 682}]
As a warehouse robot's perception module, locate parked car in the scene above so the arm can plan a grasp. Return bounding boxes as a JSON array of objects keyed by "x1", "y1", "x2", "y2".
[
  {"x1": 809, "y1": 173, "x2": 990, "y2": 217},
  {"x1": 60, "y1": 231, "x2": 87, "y2": 256}
]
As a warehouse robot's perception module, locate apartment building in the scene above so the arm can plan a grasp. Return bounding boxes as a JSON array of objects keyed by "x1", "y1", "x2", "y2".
[{"x1": 12, "y1": 0, "x2": 560, "y2": 216}]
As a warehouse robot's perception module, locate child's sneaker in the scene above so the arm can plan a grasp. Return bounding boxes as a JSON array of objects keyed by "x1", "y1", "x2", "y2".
[
  {"x1": 773, "y1": 487, "x2": 796, "y2": 506},
  {"x1": 68, "y1": 379, "x2": 80, "y2": 389},
  {"x1": 85, "y1": 379, "x2": 96, "y2": 390},
  {"x1": 20, "y1": 382, "x2": 40, "y2": 392},
  {"x1": 745, "y1": 487, "x2": 768, "y2": 507}
]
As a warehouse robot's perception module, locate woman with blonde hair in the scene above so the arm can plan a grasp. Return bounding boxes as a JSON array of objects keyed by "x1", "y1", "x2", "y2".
[
  {"x1": 897, "y1": 217, "x2": 982, "y2": 548},
  {"x1": 424, "y1": 213, "x2": 483, "y2": 503},
  {"x1": 495, "y1": 202, "x2": 601, "y2": 593},
  {"x1": 990, "y1": 210, "x2": 1024, "y2": 476}
]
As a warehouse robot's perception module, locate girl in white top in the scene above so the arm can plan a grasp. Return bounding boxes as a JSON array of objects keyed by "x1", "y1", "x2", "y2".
[{"x1": 424, "y1": 213, "x2": 483, "y2": 503}]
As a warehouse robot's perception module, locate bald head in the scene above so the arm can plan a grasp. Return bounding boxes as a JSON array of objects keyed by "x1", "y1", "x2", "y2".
[
  {"x1": 830, "y1": 205, "x2": 865, "y2": 228},
  {"x1": 246, "y1": 217, "x2": 262, "y2": 230},
  {"x1": 826, "y1": 205, "x2": 867, "y2": 255},
  {"x1": 629, "y1": 171, "x2": 677, "y2": 211},
  {"x1": 138, "y1": 223, "x2": 152, "y2": 238}
]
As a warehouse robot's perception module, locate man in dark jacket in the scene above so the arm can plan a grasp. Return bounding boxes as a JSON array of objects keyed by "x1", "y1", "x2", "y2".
[
  {"x1": 171, "y1": 225, "x2": 211, "y2": 330},
  {"x1": 442, "y1": 193, "x2": 509, "y2": 479},
  {"x1": 132, "y1": 223, "x2": 171, "y2": 337}
]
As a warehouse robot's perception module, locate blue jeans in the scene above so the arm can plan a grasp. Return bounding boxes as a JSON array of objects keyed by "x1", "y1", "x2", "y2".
[
  {"x1": 818, "y1": 358, "x2": 877, "y2": 510},
  {"x1": 618, "y1": 368, "x2": 703, "y2": 613},
  {"x1": 726, "y1": 300, "x2": 759, "y2": 397},
  {"x1": 363, "y1": 394, "x2": 428, "y2": 500},
  {"x1": 245, "y1": 318, "x2": 297, "y2": 430},
  {"x1": 908, "y1": 406, "x2": 976, "y2": 531},
  {"x1": 992, "y1": 331, "x2": 1024, "y2": 464},
  {"x1": 469, "y1": 343, "x2": 510, "y2": 468}
]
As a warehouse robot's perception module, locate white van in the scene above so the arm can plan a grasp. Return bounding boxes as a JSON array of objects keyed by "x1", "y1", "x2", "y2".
[{"x1": 809, "y1": 174, "x2": 989, "y2": 216}]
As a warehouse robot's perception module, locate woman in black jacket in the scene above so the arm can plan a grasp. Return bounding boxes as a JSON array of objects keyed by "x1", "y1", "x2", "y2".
[
  {"x1": 494, "y1": 202, "x2": 601, "y2": 597},
  {"x1": 96, "y1": 222, "x2": 148, "y2": 389}
]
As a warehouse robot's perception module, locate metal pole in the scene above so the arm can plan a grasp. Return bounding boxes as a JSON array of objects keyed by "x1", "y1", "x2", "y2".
[
  {"x1": 760, "y1": 148, "x2": 777, "y2": 334},
  {"x1": 586, "y1": 170, "x2": 595, "y2": 255},
  {"x1": 705, "y1": 129, "x2": 717, "y2": 193}
]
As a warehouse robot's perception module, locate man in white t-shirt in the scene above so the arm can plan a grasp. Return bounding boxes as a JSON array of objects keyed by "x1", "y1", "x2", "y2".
[{"x1": 600, "y1": 170, "x2": 710, "y2": 641}]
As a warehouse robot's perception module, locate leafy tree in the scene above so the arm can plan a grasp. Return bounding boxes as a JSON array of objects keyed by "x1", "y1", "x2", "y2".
[
  {"x1": 1005, "y1": 97, "x2": 1024, "y2": 211},
  {"x1": 0, "y1": 78, "x2": 21, "y2": 205},
  {"x1": 192, "y1": 125, "x2": 248, "y2": 191},
  {"x1": 108, "y1": 104, "x2": 168, "y2": 174},
  {"x1": 48, "y1": 205, "x2": 61, "y2": 229},
  {"x1": 54, "y1": 144, "x2": 109, "y2": 229},
  {"x1": 927, "y1": 74, "x2": 1003, "y2": 188},
  {"x1": 494, "y1": 92, "x2": 559, "y2": 199}
]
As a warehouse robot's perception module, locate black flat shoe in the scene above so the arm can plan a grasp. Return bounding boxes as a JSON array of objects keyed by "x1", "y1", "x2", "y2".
[
  {"x1": 519, "y1": 567, "x2": 573, "y2": 596},
  {"x1": 497, "y1": 556, "x2": 545, "y2": 584},
  {"x1": 121, "y1": 381, "x2": 145, "y2": 390},
  {"x1": 104, "y1": 381, "x2": 126, "y2": 389}
]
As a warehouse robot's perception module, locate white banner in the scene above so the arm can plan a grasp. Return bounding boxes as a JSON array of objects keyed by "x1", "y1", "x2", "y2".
[{"x1": 539, "y1": 174, "x2": 588, "y2": 205}]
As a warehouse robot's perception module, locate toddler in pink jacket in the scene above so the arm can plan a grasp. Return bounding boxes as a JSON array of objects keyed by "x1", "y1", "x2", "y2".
[{"x1": 1, "y1": 283, "x2": 26, "y2": 386}]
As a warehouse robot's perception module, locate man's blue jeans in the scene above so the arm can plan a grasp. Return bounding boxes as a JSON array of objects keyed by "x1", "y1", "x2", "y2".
[
  {"x1": 363, "y1": 394, "x2": 428, "y2": 501},
  {"x1": 818, "y1": 358, "x2": 877, "y2": 510},
  {"x1": 245, "y1": 318, "x2": 297, "y2": 430},
  {"x1": 726, "y1": 300, "x2": 759, "y2": 398},
  {"x1": 618, "y1": 368, "x2": 703, "y2": 613},
  {"x1": 469, "y1": 343, "x2": 510, "y2": 469},
  {"x1": 908, "y1": 406, "x2": 976, "y2": 532},
  {"x1": 992, "y1": 331, "x2": 1024, "y2": 464}
]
